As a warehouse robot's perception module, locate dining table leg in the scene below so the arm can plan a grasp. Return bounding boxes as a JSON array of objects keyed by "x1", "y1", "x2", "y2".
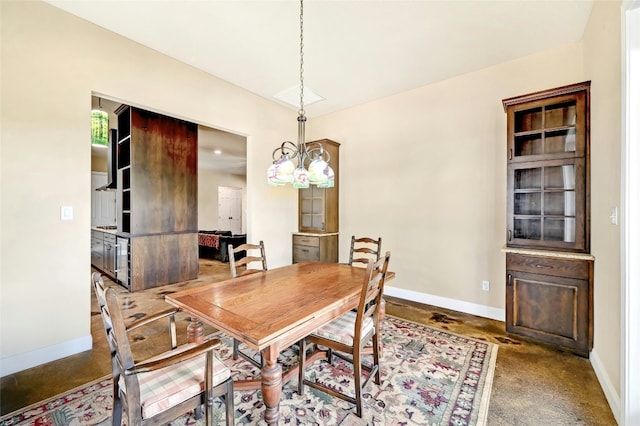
[
  {"x1": 186, "y1": 317, "x2": 204, "y2": 344},
  {"x1": 261, "y1": 345, "x2": 283, "y2": 425}
]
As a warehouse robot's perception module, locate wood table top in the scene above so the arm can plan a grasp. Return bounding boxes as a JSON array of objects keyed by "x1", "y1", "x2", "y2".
[{"x1": 165, "y1": 261, "x2": 367, "y2": 351}]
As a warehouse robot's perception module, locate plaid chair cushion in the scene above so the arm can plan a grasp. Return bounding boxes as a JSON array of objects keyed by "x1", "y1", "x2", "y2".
[
  {"x1": 119, "y1": 352, "x2": 230, "y2": 419},
  {"x1": 313, "y1": 311, "x2": 374, "y2": 346}
]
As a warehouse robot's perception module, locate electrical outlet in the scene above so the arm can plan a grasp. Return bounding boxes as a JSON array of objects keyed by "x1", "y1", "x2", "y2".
[{"x1": 482, "y1": 280, "x2": 490, "y2": 291}]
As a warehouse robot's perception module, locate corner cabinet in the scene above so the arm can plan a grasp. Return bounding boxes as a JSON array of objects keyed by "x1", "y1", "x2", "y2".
[
  {"x1": 116, "y1": 105, "x2": 199, "y2": 291},
  {"x1": 502, "y1": 82, "x2": 593, "y2": 357},
  {"x1": 504, "y1": 82, "x2": 590, "y2": 252},
  {"x1": 294, "y1": 139, "x2": 340, "y2": 263}
]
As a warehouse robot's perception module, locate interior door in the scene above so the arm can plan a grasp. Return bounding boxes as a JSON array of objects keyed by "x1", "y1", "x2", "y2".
[{"x1": 218, "y1": 186, "x2": 242, "y2": 235}]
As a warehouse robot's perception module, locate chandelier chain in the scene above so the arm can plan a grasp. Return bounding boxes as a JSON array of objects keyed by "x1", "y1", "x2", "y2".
[{"x1": 299, "y1": 0, "x2": 305, "y2": 116}]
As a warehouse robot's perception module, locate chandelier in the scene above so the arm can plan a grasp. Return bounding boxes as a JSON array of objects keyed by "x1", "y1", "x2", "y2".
[{"x1": 267, "y1": 0, "x2": 334, "y2": 189}]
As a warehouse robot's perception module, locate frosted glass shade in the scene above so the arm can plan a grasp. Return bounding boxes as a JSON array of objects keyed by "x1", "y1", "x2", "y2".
[
  {"x1": 293, "y1": 167, "x2": 310, "y2": 188},
  {"x1": 267, "y1": 156, "x2": 295, "y2": 185},
  {"x1": 308, "y1": 157, "x2": 329, "y2": 185},
  {"x1": 318, "y1": 165, "x2": 335, "y2": 188}
]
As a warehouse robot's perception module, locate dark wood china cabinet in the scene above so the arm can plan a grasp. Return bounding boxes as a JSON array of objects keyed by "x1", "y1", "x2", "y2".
[{"x1": 503, "y1": 82, "x2": 593, "y2": 357}]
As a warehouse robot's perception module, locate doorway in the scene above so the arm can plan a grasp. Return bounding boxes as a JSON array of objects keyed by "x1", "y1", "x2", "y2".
[{"x1": 218, "y1": 186, "x2": 243, "y2": 235}]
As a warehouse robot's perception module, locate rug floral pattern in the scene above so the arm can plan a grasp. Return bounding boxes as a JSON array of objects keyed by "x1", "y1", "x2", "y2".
[{"x1": 0, "y1": 316, "x2": 497, "y2": 426}]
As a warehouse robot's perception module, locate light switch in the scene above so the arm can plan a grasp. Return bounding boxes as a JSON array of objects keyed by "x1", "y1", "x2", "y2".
[
  {"x1": 610, "y1": 207, "x2": 618, "y2": 225},
  {"x1": 60, "y1": 205, "x2": 73, "y2": 221}
]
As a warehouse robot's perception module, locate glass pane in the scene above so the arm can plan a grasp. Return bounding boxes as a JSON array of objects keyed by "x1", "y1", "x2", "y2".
[
  {"x1": 514, "y1": 218, "x2": 541, "y2": 240},
  {"x1": 311, "y1": 215, "x2": 324, "y2": 230},
  {"x1": 301, "y1": 199, "x2": 312, "y2": 214},
  {"x1": 544, "y1": 165, "x2": 575, "y2": 189},
  {"x1": 301, "y1": 214, "x2": 312, "y2": 228},
  {"x1": 515, "y1": 168, "x2": 541, "y2": 190},
  {"x1": 544, "y1": 191, "x2": 575, "y2": 216},
  {"x1": 515, "y1": 107, "x2": 543, "y2": 132},
  {"x1": 545, "y1": 129, "x2": 576, "y2": 154},
  {"x1": 544, "y1": 218, "x2": 576, "y2": 242},
  {"x1": 544, "y1": 101, "x2": 576, "y2": 128},
  {"x1": 515, "y1": 135, "x2": 543, "y2": 157},
  {"x1": 311, "y1": 199, "x2": 323, "y2": 214},
  {"x1": 515, "y1": 193, "x2": 541, "y2": 215}
]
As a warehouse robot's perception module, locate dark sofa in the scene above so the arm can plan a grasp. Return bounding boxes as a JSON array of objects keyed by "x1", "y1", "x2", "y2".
[{"x1": 198, "y1": 230, "x2": 246, "y2": 262}]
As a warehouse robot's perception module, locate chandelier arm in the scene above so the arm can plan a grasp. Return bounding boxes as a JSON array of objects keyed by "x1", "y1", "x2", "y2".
[{"x1": 272, "y1": 141, "x2": 298, "y2": 162}]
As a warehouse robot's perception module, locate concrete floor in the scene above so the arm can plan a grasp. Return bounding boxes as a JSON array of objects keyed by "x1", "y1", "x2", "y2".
[{"x1": 0, "y1": 259, "x2": 617, "y2": 425}]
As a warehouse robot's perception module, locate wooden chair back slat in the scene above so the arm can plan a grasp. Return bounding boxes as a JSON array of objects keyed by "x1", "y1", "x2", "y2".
[
  {"x1": 349, "y1": 236, "x2": 382, "y2": 267},
  {"x1": 229, "y1": 241, "x2": 267, "y2": 278}
]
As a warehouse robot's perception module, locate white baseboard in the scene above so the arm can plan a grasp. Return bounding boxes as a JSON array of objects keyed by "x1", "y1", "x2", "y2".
[
  {"x1": 589, "y1": 349, "x2": 621, "y2": 424},
  {"x1": 384, "y1": 286, "x2": 505, "y2": 322},
  {"x1": 0, "y1": 334, "x2": 93, "y2": 377}
]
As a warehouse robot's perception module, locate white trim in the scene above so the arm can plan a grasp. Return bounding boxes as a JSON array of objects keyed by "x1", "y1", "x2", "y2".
[
  {"x1": 384, "y1": 286, "x2": 505, "y2": 322},
  {"x1": 0, "y1": 335, "x2": 92, "y2": 377},
  {"x1": 621, "y1": 1, "x2": 640, "y2": 425},
  {"x1": 591, "y1": 349, "x2": 621, "y2": 422}
]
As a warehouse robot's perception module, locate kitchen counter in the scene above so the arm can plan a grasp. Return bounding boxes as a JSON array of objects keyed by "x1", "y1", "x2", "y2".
[{"x1": 92, "y1": 226, "x2": 117, "y2": 235}]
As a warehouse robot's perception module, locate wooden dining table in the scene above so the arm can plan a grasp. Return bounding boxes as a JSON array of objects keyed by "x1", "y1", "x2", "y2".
[{"x1": 164, "y1": 261, "x2": 369, "y2": 425}]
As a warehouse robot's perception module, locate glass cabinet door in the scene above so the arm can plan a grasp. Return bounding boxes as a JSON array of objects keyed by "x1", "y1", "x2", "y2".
[
  {"x1": 509, "y1": 93, "x2": 585, "y2": 162},
  {"x1": 508, "y1": 159, "x2": 585, "y2": 251},
  {"x1": 299, "y1": 185, "x2": 326, "y2": 232}
]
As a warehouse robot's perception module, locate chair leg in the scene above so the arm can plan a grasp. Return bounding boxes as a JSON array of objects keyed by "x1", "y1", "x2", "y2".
[
  {"x1": 194, "y1": 405, "x2": 203, "y2": 419},
  {"x1": 233, "y1": 339, "x2": 240, "y2": 360},
  {"x1": 298, "y1": 339, "x2": 307, "y2": 395},
  {"x1": 353, "y1": 350, "x2": 363, "y2": 418},
  {"x1": 372, "y1": 332, "x2": 381, "y2": 385},
  {"x1": 111, "y1": 380, "x2": 122, "y2": 426},
  {"x1": 224, "y1": 377, "x2": 235, "y2": 426}
]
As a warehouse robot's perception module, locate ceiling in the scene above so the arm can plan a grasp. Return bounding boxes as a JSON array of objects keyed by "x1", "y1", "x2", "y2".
[{"x1": 49, "y1": 0, "x2": 593, "y2": 119}]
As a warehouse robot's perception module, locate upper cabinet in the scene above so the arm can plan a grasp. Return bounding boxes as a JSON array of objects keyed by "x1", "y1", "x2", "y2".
[
  {"x1": 503, "y1": 82, "x2": 590, "y2": 253},
  {"x1": 116, "y1": 105, "x2": 198, "y2": 235},
  {"x1": 298, "y1": 139, "x2": 340, "y2": 233}
]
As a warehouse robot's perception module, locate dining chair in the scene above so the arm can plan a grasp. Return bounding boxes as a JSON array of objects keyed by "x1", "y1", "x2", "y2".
[
  {"x1": 229, "y1": 240, "x2": 267, "y2": 278},
  {"x1": 298, "y1": 251, "x2": 391, "y2": 418},
  {"x1": 348, "y1": 236, "x2": 382, "y2": 267},
  {"x1": 228, "y1": 241, "x2": 268, "y2": 367},
  {"x1": 92, "y1": 272, "x2": 234, "y2": 426},
  {"x1": 348, "y1": 236, "x2": 384, "y2": 325}
]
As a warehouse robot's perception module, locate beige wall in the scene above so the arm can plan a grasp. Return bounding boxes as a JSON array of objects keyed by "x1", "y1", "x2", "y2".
[
  {"x1": 311, "y1": 44, "x2": 584, "y2": 314},
  {"x1": 582, "y1": 0, "x2": 623, "y2": 411},
  {"x1": 0, "y1": 0, "x2": 298, "y2": 374},
  {"x1": 0, "y1": 0, "x2": 624, "y2": 413}
]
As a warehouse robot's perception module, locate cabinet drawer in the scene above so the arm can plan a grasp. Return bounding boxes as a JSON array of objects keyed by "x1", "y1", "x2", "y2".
[
  {"x1": 293, "y1": 244, "x2": 320, "y2": 262},
  {"x1": 293, "y1": 235, "x2": 320, "y2": 247},
  {"x1": 103, "y1": 233, "x2": 117, "y2": 244},
  {"x1": 507, "y1": 253, "x2": 590, "y2": 280}
]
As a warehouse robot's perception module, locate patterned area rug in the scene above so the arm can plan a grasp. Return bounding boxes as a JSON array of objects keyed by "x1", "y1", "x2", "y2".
[{"x1": 0, "y1": 316, "x2": 497, "y2": 426}]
